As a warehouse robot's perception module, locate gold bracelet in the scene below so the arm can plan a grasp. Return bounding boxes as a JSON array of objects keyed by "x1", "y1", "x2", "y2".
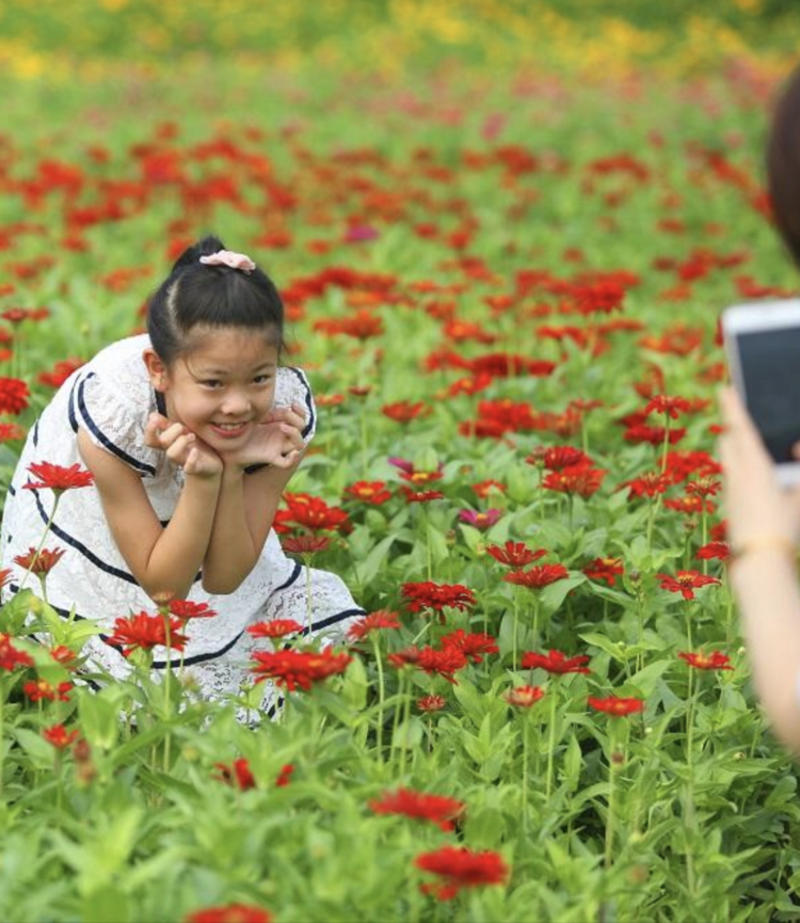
[{"x1": 728, "y1": 534, "x2": 797, "y2": 565}]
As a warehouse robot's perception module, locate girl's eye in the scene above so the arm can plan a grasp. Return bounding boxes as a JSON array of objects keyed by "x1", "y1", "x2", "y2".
[
  {"x1": 201, "y1": 380, "x2": 222, "y2": 388},
  {"x1": 254, "y1": 375, "x2": 272, "y2": 385}
]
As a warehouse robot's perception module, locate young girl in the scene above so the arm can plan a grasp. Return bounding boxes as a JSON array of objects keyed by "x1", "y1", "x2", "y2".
[{"x1": 0, "y1": 235, "x2": 364, "y2": 701}]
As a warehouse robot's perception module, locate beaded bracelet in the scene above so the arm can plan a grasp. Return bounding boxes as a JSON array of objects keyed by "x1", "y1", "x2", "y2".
[{"x1": 728, "y1": 534, "x2": 797, "y2": 565}]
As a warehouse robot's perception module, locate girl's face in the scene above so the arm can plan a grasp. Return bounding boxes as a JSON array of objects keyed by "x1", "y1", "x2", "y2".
[{"x1": 143, "y1": 325, "x2": 279, "y2": 454}]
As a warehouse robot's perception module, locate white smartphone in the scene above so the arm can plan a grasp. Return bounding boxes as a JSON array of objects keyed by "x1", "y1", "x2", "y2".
[{"x1": 722, "y1": 298, "x2": 800, "y2": 488}]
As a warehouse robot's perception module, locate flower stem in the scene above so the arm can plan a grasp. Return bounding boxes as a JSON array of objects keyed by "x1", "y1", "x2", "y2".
[
  {"x1": 522, "y1": 711, "x2": 530, "y2": 835},
  {"x1": 19, "y1": 494, "x2": 62, "y2": 591},
  {"x1": 545, "y1": 684, "x2": 557, "y2": 799},
  {"x1": 371, "y1": 634, "x2": 385, "y2": 766}
]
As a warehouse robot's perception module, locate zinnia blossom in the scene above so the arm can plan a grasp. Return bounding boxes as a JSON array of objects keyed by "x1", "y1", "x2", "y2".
[
  {"x1": 440, "y1": 629, "x2": 498, "y2": 664},
  {"x1": 644, "y1": 394, "x2": 692, "y2": 419},
  {"x1": 42, "y1": 724, "x2": 80, "y2": 749},
  {"x1": 487, "y1": 541, "x2": 547, "y2": 568},
  {"x1": 213, "y1": 757, "x2": 256, "y2": 790},
  {"x1": 582, "y1": 557, "x2": 624, "y2": 585},
  {"x1": 23, "y1": 679, "x2": 73, "y2": 702},
  {"x1": 23, "y1": 461, "x2": 94, "y2": 492},
  {"x1": 655, "y1": 570, "x2": 721, "y2": 600},
  {"x1": 282, "y1": 493, "x2": 350, "y2": 532},
  {"x1": 695, "y1": 541, "x2": 730, "y2": 561},
  {"x1": 521, "y1": 649, "x2": 590, "y2": 674},
  {"x1": 369, "y1": 787, "x2": 465, "y2": 831},
  {"x1": 346, "y1": 610, "x2": 401, "y2": 642},
  {"x1": 281, "y1": 534, "x2": 331, "y2": 555},
  {"x1": 106, "y1": 611, "x2": 188, "y2": 657},
  {"x1": 587, "y1": 695, "x2": 644, "y2": 716},
  {"x1": 168, "y1": 600, "x2": 217, "y2": 621},
  {"x1": 415, "y1": 846, "x2": 509, "y2": 900},
  {"x1": 0, "y1": 633, "x2": 33, "y2": 671},
  {"x1": 416, "y1": 645, "x2": 469, "y2": 683},
  {"x1": 542, "y1": 465, "x2": 606, "y2": 498},
  {"x1": 401, "y1": 581, "x2": 475, "y2": 615},
  {"x1": 458, "y1": 508, "x2": 501, "y2": 529},
  {"x1": 504, "y1": 685, "x2": 544, "y2": 707},
  {"x1": 678, "y1": 651, "x2": 732, "y2": 670},
  {"x1": 250, "y1": 646, "x2": 352, "y2": 692},
  {"x1": 13, "y1": 546, "x2": 65, "y2": 575},
  {"x1": 247, "y1": 619, "x2": 303, "y2": 639},
  {"x1": 0, "y1": 377, "x2": 29, "y2": 415},
  {"x1": 183, "y1": 904, "x2": 272, "y2": 923},
  {"x1": 503, "y1": 564, "x2": 569, "y2": 589},
  {"x1": 275, "y1": 763, "x2": 294, "y2": 787},
  {"x1": 344, "y1": 481, "x2": 392, "y2": 504},
  {"x1": 417, "y1": 694, "x2": 446, "y2": 712}
]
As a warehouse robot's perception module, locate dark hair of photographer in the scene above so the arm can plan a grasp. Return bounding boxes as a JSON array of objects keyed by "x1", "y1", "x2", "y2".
[{"x1": 767, "y1": 65, "x2": 800, "y2": 267}]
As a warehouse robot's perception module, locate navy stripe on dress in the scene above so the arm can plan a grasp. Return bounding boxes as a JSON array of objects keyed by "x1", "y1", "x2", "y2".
[{"x1": 76, "y1": 373, "x2": 156, "y2": 476}]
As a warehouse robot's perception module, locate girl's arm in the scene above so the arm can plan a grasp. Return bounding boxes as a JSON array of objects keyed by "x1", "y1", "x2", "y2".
[
  {"x1": 718, "y1": 386, "x2": 800, "y2": 753},
  {"x1": 200, "y1": 459, "x2": 301, "y2": 594},
  {"x1": 77, "y1": 426, "x2": 222, "y2": 600}
]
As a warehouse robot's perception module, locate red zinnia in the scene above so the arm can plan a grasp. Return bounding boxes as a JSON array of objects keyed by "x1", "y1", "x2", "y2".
[
  {"x1": 504, "y1": 685, "x2": 544, "y2": 707},
  {"x1": 415, "y1": 846, "x2": 509, "y2": 900},
  {"x1": 23, "y1": 461, "x2": 94, "y2": 493},
  {"x1": 417, "y1": 694, "x2": 446, "y2": 712},
  {"x1": 416, "y1": 645, "x2": 469, "y2": 683},
  {"x1": 521, "y1": 649, "x2": 590, "y2": 674},
  {"x1": 503, "y1": 564, "x2": 569, "y2": 589},
  {"x1": 401, "y1": 581, "x2": 475, "y2": 615},
  {"x1": 42, "y1": 724, "x2": 80, "y2": 749},
  {"x1": 213, "y1": 757, "x2": 256, "y2": 790},
  {"x1": 582, "y1": 557, "x2": 624, "y2": 585},
  {"x1": 275, "y1": 763, "x2": 294, "y2": 787},
  {"x1": 344, "y1": 481, "x2": 393, "y2": 504},
  {"x1": 695, "y1": 541, "x2": 730, "y2": 562},
  {"x1": 440, "y1": 629, "x2": 499, "y2": 664},
  {"x1": 168, "y1": 600, "x2": 218, "y2": 621},
  {"x1": 401, "y1": 486, "x2": 445, "y2": 502},
  {"x1": 587, "y1": 696, "x2": 644, "y2": 716},
  {"x1": 281, "y1": 534, "x2": 331, "y2": 555},
  {"x1": 247, "y1": 619, "x2": 303, "y2": 639},
  {"x1": 250, "y1": 646, "x2": 352, "y2": 692},
  {"x1": 387, "y1": 646, "x2": 421, "y2": 669},
  {"x1": 282, "y1": 493, "x2": 350, "y2": 532},
  {"x1": 644, "y1": 394, "x2": 692, "y2": 419},
  {"x1": 183, "y1": 904, "x2": 272, "y2": 923},
  {"x1": 655, "y1": 570, "x2": 721, "y2": 600},
  {"x1": 23, "y1": 679, "x2": 73, "y2": 702},
  {"x1": 487, "y1": 541, "x2": 547, "y2": 568},
  {"x1": 542, "y1": 465, "x2": 606, "y2": 498},
  {"x1": 678, "y1": 651, "x2": 733, "y2": 670},
  {"x1": 13, "y1": 546, "x2": 65, "y2": 575},
  {"x1": 369, "y1": 787, "x2": 465, "y2": 831},
  {"x1": 106, "y1": 611, "x2": 188, "y2": 657},
  {"x1": 346, "y1": 610, "x2": 401, "y2": 642},
  {"x1": 0, "y1": 377, "x2": 29, "y2": 415},
  {"x1": 381, "y1": 401, "x2": 431, "y2": 422},
  {"x1": 0, "y1": 633, "x2": 33, "y2": 671}
]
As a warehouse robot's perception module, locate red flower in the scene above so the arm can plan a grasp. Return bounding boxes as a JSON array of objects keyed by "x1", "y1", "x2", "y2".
[
  {"x1": 213, "y1": 757, "x2": 256, "y2": 790},
  {"x1": 49, "y1": 645, "x2": 79, "y2": 669},
  {"x1": 250, "y1": 646, "x2": 352, "y2": 692},
  {"x1": 381, "y1": 401, "x2": 431, "y2": 422},
  {"x1": 655, "y1": 570, "x2": 721, "y2": 600},
  {"x1": 369, "y1": 787, "x2": 465, "y2": 831},
  {"x1": 106, "y1": 611, "x2": 188, "y2": 657},
  {"x1": 401, "y1": 486, "x2": 445, "y2": 503},
  {"x1": 23, "y1": 679, "x2": 73, "y2": 702},
  {"x1": 542, "y1": 464, "x2": 606, "y2": 498},
  {"x1": 387, "y1": 646, "x2": 421, "y2": 669},
  {"x1": 0, "y1": 423, "x2": 25, "y2": 441},
  {"x1": 521, "y1": 649, "x2": 590, "y2": 674},
  {"x1": 417, "y1": 694, "x2": 446, "y2": 712},
  {"x1": 504, "y1": 685, "x2": 544, "y2": 707},
  {"x1": 415, "y1": 846, "x2": 509, "y2": 900},
  {"x1": 541, "y1": 446, "x2": 592, "y2": 470},
  {"x1": 619, "y1": 471, "x2": 673, "y2": 499},
  {"x1": 471, "y1": 479, "x2": 506, "y2": 498},
  {"x1": 582, "y1": 557, "x2": 624, "y2": 585},
  {"x1": 37, "y1": 357, "x2": 84, "y2": 388},
  {"x1": 644, "y1": 394, "x2": 692, "y2": 419},
  {"x1": 416, "y1": 645, "x2": 469, "y2": 683},
  {"x1": 281, "y1": 534, "x2": 331, "y2": 555},
  {"x1": 346, "y1": 610, "x2": 401, "y2": 642},
  {"x1": 168, "y1": 600, "x2": 218, "y2": 621},
  {"x1": 487, "y1": 541, "x2": 547, "y2": 569},
  {"x1": 42, "y1": 724, "x2": 79, "y2": 749},
  {"x1": 678, "y1": 651, "x2": 733, "y2": 670},
  {"x1": 458, "y1": 508, "x2": 501, "y2": 529},
  {"x1": 440, "y1": 629, "x2": 499, "y2": 664},
  {"x1": 0, "y1": 377, "x2": 29, "y2": 415},
  {"x1": 503, "y1": 564, "x2": 569, "y2": 589},
  {"x1": 23, "y1": 461, "x2": 94, "y2": 493},
  {"x1": 0, "y1": 633, "x2": 33, "y2": 671},
  {"x1": 344, "y1": 481, "x2": 392, "y2": 504},
  {"x1": 401, "y1": 581, "x2": 475, "y2": 615},
  {"x1": 13, "y1": 546, "x2": 65, "y2": 575},
  {"x1": 247, "y1": 619, "x2": 303, "y2": 639},
  {"x1": 183, "y1": 904, "x2": 272, "y2": 923},
  {"x1": 282, "y1": 493, "x2": 349, "y2": 532},
  {"x1": 587, "y1": 696, "x2": 644, "y2": 716},
  {"x1": 695, "y1": 541, "x2": 730, "y2": 562},
  {"x1": 275, "y1": 763, "x2": 294, "y2": 787}
]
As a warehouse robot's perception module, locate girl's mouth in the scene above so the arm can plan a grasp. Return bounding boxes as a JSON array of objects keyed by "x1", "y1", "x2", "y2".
[{"x1": 210, "y1": 421, "x2": 250, "y2": 438}]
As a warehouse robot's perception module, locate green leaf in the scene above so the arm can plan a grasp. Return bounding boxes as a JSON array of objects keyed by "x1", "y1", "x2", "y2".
[
  {"x1": 539, "y1": 574, "x2": 586, "y2": 614},
  {"x1": 353, "y1": 534, "x2": 396, "y2": 585}
]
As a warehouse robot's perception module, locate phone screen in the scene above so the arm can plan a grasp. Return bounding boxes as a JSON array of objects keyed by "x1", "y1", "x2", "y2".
[{"x1": 735, "y1": 326, "x2": 800, "y2": 462}]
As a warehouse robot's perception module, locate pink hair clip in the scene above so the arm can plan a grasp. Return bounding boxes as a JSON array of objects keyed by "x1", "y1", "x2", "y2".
[{"x1": 199, "y1": 249, "x2": 256, "y2": 273}]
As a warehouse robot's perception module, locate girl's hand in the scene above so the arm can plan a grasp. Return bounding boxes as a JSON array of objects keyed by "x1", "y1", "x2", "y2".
[
  {"x1": 144, "y1": 413, "x2": 223, "y2": 478},
  {"x1": 227, "y1": 402, "x2": 307, "y2": 470},
  {"x1": 717, "y1": 386, "x2": 800, "y2": 547}
]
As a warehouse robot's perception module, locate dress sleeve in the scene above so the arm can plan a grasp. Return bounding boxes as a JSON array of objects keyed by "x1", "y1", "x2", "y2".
[
  {"x1": 274, "y1": 366, "x2": 317, "y2": 447},
  {"x1": 73, "y1": 371, "x2": 161, "y2": 477}
]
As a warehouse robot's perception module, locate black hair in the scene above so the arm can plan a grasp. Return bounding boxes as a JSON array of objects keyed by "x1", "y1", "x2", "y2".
[
  {"x1": 146, "y1": 234, "x2": 285, "y2": 365},
  {"x1": 767, "y1": 65, "x2": 800, "y2": 268}
]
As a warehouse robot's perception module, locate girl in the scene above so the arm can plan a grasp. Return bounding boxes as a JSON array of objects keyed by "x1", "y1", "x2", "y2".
[
  {"x1": 720, "y1": 63, "x2": 800, "y2": 754},
  {"x1": 0, "y1": 235, "x2": 364, "y2": 702}
]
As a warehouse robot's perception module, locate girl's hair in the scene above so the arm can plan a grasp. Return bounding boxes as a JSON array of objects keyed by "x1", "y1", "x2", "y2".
[
  {"x1": 767, "y1": 64, "x2": 800, "y2": 268},
  {"x1": 147, "y1": 234, "x2": 285, "y2": 364}
]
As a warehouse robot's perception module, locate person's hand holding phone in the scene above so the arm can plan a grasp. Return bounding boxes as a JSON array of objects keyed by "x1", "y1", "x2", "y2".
[{"x1": 717, "y1": 385, "x2": 800, "y2": 552}]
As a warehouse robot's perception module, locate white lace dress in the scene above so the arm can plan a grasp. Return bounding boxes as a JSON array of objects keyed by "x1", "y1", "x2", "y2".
[{"x1": 0, "y1": 333, "x2": 364, "y2": 702}]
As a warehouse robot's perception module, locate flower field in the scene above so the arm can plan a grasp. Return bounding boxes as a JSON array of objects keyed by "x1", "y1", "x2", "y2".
[{"x1": 2, "y1": 7, "x2": 800, "y2": 921}]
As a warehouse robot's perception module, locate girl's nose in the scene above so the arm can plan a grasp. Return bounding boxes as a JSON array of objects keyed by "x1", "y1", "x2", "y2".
[{"x1": 220, "y1": 390, "x2": 251, "y2": 416}]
